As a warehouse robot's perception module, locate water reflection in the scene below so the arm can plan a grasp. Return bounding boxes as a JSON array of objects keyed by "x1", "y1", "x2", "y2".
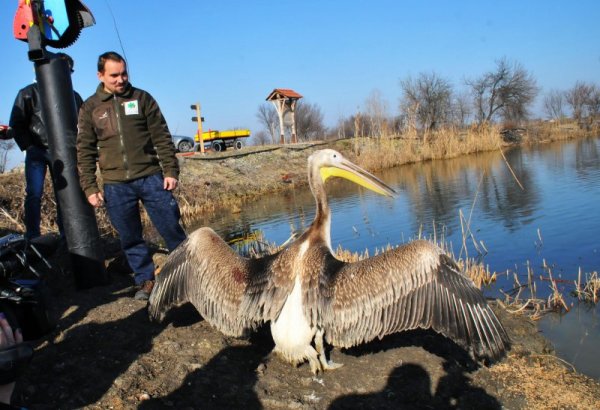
[
  {"x1": 575, "y1": 137, "x2": 600, "y2": 177},
  {"x1": 539, "y1": 305, "x2": 600, "y2": 380},
  {"x1": 189, "y1": 137, "x2": 600, "y2": 380},
  {"x1": 386, "y1": 148, "x2": 540, "y2": 236}
]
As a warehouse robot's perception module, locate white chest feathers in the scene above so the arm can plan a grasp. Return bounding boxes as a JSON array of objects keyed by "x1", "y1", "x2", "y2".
[{"x1": 270, "y1": 276, "x2": 315, "y2": 363}]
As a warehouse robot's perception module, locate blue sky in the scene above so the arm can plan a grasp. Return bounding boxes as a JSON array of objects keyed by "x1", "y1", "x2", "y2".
[{"x1": 1, "y1": 1, "x2": 599, "y2": 169}]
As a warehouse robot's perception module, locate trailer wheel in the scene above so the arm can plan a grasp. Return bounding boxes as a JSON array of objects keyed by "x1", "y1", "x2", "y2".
[
  {"x1": 234, "y1": 139, "x2": 243, "y2": 150},
  {"x1": 212, "y1": 142, "x2": 226, "y2": 152}
]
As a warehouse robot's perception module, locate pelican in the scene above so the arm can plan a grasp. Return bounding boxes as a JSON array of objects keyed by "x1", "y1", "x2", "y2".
[{"x1": 149, "y1": 149, "x2": 509, "y2": 374}]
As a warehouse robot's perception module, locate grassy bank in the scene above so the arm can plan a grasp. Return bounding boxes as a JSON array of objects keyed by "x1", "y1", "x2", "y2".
[
  {"x1": 175, "y1": 121, "x2": 595, "y2": 225},
  {"x1": 0, "y1": 121, "x2": 596, "y2": 237}
]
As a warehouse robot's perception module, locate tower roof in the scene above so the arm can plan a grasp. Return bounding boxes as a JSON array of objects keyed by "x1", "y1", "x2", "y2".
[{"x1": 266, "y1": 88, "x2": 303, "y2": 101}]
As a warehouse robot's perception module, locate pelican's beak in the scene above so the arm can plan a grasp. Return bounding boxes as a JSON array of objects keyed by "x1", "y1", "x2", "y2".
[{"x1": 320, "y1": 159, "x2": 397, "y2": 197}]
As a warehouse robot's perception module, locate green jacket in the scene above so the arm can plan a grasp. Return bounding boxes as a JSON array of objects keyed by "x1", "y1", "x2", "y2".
[{"x1": 77, "y1": 83, "x2": 179, "y2": 197}]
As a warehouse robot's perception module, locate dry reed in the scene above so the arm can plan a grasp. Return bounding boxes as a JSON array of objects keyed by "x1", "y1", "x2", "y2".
[
  {"x1": 573, "y1": 269, "x2": 600, "y2": 304},
  {"x1": 496, "y1": 258, "x2": 581, "y2": 320},
  {"x1": 345, "y1": 124, "x2": 505, "y2": 172}
]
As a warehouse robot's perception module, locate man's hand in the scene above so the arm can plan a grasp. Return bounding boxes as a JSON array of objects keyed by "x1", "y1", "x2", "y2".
[
  {"x1": 87, "y1": 192, "x2": 104, "y2": 208},
  {"x1": 0, "y1": 312, "x2": 22, "y2": 404},
  {"x1": 164, "y1": 177, "x2": 178, "y2": 191},
  {"x1": 0, "y1": 313, "x2": 21, "y2": 350},
  {"x1": 0, "y1": 125, "x2": 9, "y2": 140}
]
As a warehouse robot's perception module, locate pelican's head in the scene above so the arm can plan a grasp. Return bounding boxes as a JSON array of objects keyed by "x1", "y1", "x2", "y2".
[{"x1": 308, "y1": 149, "x2": 397, "y2": 197}]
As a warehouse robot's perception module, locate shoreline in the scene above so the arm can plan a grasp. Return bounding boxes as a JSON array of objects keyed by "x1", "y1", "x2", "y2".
[
  {"x1": 173, "y1": 129, "x2": 597, "y2": 224},
  {"x1": 0, "y1": 122, "x2": 597, "y2": 235}
]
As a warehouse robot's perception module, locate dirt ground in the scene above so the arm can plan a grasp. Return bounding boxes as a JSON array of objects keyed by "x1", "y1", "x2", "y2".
[
  {"x1": 1, "y1": 142, "x2": 600, "y2": 409},
  {"x1": 0, "y1": 235, "x2": 594, "y2": 410}
]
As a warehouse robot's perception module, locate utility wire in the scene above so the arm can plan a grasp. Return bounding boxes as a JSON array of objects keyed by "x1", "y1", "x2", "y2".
[{"x1": 103, "y1": 0, "x2": 131, "y2": 77}]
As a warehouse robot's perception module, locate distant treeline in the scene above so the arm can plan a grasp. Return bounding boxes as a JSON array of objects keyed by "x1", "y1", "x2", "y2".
[{"x1": 253, "y1": 57, "x2": 600, "y2": 144}]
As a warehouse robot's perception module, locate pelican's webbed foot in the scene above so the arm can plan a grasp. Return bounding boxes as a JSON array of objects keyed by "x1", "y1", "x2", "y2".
[{"x1": 315, "y1": 329, "x2": 344, "y2": 372}]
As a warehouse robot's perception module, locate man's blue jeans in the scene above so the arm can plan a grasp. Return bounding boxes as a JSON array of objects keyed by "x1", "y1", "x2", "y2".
[
  {"x1": 24, "y1": 145, "x2": 63, "y2": 239},
  {"x1": 104, "y1": 173, "x2": 187, "y2": 285}
]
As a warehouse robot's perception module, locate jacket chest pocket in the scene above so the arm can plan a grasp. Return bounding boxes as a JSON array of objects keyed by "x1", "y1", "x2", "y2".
[{"x1": 92, "y1": 106, "x2": 118, "y2": 141}]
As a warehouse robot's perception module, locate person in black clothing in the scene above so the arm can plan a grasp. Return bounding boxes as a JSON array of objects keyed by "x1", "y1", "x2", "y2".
[{"x1": 3, "y1": 53, "x2": 83, "y2": 240}]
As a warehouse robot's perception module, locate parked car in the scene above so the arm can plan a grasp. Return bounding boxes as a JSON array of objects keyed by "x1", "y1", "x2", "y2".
[{"x1": 172, "y1": 134, "x2": 195, "y2": 152}]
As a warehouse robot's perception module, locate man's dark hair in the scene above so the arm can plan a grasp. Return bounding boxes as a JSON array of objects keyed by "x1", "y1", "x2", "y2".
[
  {"x1": 56, "y1": 52, "x2": 74, "y2": 72},
  {"x1": 97, "y1": 51, "x2": 126, "y2": 73}
]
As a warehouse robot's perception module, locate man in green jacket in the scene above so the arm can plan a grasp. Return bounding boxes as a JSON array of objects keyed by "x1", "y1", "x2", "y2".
[{"x1": 77, "y1": 51, "x2": 186, "y2": 300}]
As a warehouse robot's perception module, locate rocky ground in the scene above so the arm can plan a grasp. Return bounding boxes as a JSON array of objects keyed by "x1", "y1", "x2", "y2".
[{"x1": 1, "y1": 141, "x2": 600, "y2": 409}]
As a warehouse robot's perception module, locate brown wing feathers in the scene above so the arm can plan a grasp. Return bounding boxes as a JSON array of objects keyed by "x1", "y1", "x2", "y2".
[
  {"x1": 323, "y1": 240, "x2": 509, "y2": 360},
  {"x1": 149, "y1": 228, "x2": 259, "y2": 337},
  {"x1": 434, "y1": 255, "x2": 509, "y2": 359},
  {"x1": 147, "y1": 241, "x2": 192, "y2": 321}
]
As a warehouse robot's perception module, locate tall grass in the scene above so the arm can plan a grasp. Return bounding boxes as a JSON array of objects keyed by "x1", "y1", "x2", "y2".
[
  {"x1": 523, "y1": 120, "x2": 597, "y2": 143},
  {"x1": 346, "y1": 124, "x2": 504, "y2": 172}
]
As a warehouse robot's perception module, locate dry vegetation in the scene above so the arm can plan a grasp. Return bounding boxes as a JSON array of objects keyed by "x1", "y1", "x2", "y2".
[
  {"x1": 476, "y1": 350, "x2": 600, "y2": 409},
  {"x1": 573, "y1": 270, "x2": 600, "y2": 304}
]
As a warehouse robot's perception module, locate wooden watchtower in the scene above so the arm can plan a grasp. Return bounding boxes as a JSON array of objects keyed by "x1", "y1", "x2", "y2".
[{"x1": 266, "y1": 88, "x2": 303, "y2": 144}]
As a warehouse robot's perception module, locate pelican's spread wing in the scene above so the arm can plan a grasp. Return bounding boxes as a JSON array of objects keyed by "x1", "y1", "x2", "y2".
[
  {"x1": 321, "y1": 240, "x2": 509, "y2": 359},
  {"x1": 148, "y1": 227, "x2": 278, "y2": 336}
]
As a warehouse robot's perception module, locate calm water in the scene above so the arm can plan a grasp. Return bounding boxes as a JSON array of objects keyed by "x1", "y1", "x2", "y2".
[{"x1": 190, "y1": 137, "x2": 600, "y2": 379}]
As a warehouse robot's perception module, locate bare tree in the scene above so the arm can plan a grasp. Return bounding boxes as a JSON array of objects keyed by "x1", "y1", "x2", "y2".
[
  {"x1": 332, "y1": 111, "x2": 403, "y2": 140},
  {"x1": 333, "y1": 114, "x2": 359, "y2": 139},
  {"x1": 451, "y1": 91, "x2": 472, "y2": 128},
  {"x1": 364, "y1": 89, "x2": 389, "y2": 138},
  {"x1": 294, "y1": 101, "x2": 326, "y2": 141},
  {"x1": 466, "y1": 58, "x2": 538, "y2": 125},
  {"x1": 0, "y1": 140, "x2": 15, "y2": 173},
  {"x1": 585, "y1": 84, "x2": 600, "y2": 123},
  {"x1": 334, "y1": 115, "x2": 351, "y2": 139},
  {"x1": 400, "y1": 72, "x2": 453, "y2": 132},
  {"x1": 353, "y1": 111, "x2": 370, "y2": 138},
  {"x1": 543, "y1": 89, "x2": 566, "y2": 120},
  {"x1": 565, "y1": 82, "x2": 594, "y2": 124},
  {"x1": 256, "y1": 103, "x2": 278, "y2": 144},
  {"x1": 251, "y1": 130, "x2": 270, "y2": 146},
  {"x1": 389, "y1": 115, "x2": 405, "y2": 135}
]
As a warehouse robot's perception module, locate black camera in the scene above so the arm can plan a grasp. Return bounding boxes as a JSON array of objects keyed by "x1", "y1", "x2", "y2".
[
  {"x1": 0, "y1": 233, "x2": 60, "y2": 384},
  {"x1": 0, "y1": 234, "x2": 56, "y2": 341}
]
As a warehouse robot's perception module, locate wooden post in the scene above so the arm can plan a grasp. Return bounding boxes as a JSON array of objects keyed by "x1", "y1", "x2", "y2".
[
  {"x1": 290, "y1": 99, "x2": 298, "y2": 144},
  {"x1": 194, "y1": 103, "x2": 204, "y2": 153},
  {"x1": 278, "y1": 103, "x2": 285, "y2": 144},
  {"x1": 272, "y1": 99, "x2": 285, "y2": 144}
]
